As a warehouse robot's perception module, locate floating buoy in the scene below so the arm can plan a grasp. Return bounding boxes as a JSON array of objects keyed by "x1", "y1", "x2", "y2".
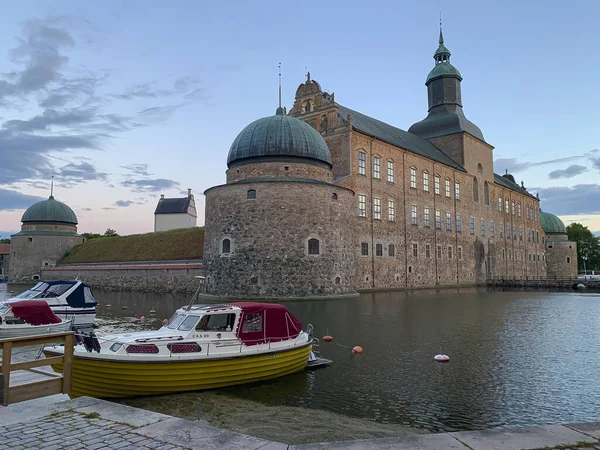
[
  {"x1": 150, "y1": 309, "x2": 156, "y2": 315},
  {"x1": 140, "y1": 316, "x2": 146, "y2": 321},
  {"x1": 352, "y1": 346, "x2": 363, "y2": 354},
  {"x1": 323, "y1": 335, "x2": 333, "y2": 342},
  {"x1": 105, "y1": 304, "x2": 111, "y2": 308},
  {"x1": 162, "y1": 319, "x2": 168, "y2": 326},
  {"x1": 121, "y1": 306, "x2": 128, "y2": 310},
  {"x1": 434, "y1": 354, "x2": 450, "y2": 362}
]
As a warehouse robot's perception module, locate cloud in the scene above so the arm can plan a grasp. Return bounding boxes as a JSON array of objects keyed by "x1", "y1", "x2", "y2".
[
  {"x1": 494, "y1": 156, "x2": 583, "y2": 174},
  {"x1": 115, "y1": 200, "x2": 134, "y2": 207},
  {"x1": 548, "y1": 164, "x2": 588, "y2": 179},
  {"x1": 56, "y1": 161, "x2": 108, "y2": 185},
  {"x1": 101, "y1": 207, "x2": 116, "y2": 210},
  {"x1": 121, "y1": 164, "x2": 152, "y2": 176},
  {"x1": 121, "y1": 178, "x2": 180, "y2": 193},
  {"x1": 112, "y1": 76, "x2": 201, "y2": 100},
  {"x1": 0, "y1": 188, "x2": 45, "y2": 211},
  {"x1": 536, "y1": 184, "x2": 600, "y2": 215}
]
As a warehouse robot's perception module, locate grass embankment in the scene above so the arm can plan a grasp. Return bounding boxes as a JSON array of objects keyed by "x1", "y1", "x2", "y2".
[{"x1": 60, "y1": 227, "x2": 204, "y2": 264}]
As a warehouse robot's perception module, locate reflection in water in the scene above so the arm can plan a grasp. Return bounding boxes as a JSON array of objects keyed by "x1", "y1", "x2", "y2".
[{"x1": 2, "y1": 283, "x2": 600, "y2": 432}]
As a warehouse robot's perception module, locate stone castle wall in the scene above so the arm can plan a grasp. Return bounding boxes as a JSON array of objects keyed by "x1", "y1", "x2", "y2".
[
  {"x1": 203, "y1": 180, "x2": 356, "y2": 298},
  {"x1": 546, "y1": 239, "x2": 578, "y2": 279},
  {"x1": 226, "y1": 161, "x2": 332, "y2": 184}
]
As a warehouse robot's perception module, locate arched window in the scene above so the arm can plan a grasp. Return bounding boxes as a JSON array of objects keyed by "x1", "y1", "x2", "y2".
[
  {"x1": 247, "y1": 189, "x2": 256, "y2": 199},
  {"x1": 484, "y1": 181, "x2": 490, "y2": 205},
  {"x1": 332, "y1": 193, "x2": 338, "y2": 202},
  {"x1": 320, "y1": 115, "x2": 328, "y2": 132},
  {"x1": 567, "y1": 257, "x2": 571, "y2": 264},
  {"x1": 308, "y1": 238, "x2": 320, "y2": 255},
  {"x1": 222, "y1": 239, "x2": 231, "y2": 254},
  {"x1": 335, "y1": 276, "x2": 341, "y2": 284},
  {"x1": 473, "y1": 177, "x2": 479, "y2": 203}
]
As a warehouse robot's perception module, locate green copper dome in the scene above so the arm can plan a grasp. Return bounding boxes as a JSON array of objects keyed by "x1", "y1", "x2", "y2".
[
  {"x1": 227, "y1": 110, "x2": 332, "y2": 168},
  {"x1": 21, "y1": 196, "x2": 78, "y2": 225},
  {"x1": 540, "y1": 211, "x2": 566, "y2": 235},
  {"x1": 426, "y1": 62, "x2": 463, "y2": 83}
]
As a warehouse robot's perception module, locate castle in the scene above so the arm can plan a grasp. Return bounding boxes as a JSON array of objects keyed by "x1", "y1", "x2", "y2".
[{"x1": 202, "y1": 29, "x2": 577, "y2": 298}]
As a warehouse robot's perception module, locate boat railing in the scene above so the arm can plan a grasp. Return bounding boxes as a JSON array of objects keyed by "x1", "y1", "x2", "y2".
[{"x1": 0, "y1": 332, "x2": 74, "y2": 406}]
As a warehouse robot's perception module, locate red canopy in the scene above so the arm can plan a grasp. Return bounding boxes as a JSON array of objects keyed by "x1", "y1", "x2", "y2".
[
  {"x1": 229, "y1": 302, "x2": 303, "y2": 346},
  {"x1": 9, "y1": 300, "x2": 62, "y2": 325}
]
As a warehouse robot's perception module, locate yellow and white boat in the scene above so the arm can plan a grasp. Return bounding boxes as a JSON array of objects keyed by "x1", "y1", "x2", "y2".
[{"x1": 44, "y1": 301, "x2": 313, "y2": 398}]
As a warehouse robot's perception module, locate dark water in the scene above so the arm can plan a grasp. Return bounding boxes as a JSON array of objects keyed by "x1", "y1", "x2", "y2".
[{"x1": 2, "y1": 284, "x2": 599, "y2": 432}]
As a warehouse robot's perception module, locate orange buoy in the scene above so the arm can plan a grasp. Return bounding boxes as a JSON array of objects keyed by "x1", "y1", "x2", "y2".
[
  {"x1": 150, "y1": 309, "x2": 156, "y2": 315},
  {"x1": 352, "y1": 346, "x2": 363, "y2": 354},
  {"x1": 162, "y1": 319, "x2": 168, "y2": 326},
  {"x1": 140, "y1": 316, "x2": 146, "y2": 321},
  {"x1": 323, "y1": 335, "x2": 333, "y2": 342}
]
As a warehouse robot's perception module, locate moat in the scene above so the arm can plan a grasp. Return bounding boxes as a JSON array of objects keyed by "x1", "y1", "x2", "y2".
[{"x1": 1, "y1": 284, "x2": 599, "y2": 437}]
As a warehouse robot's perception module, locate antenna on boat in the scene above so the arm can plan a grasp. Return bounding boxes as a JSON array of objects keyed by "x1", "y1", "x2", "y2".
[{"x1": 186, "y1": 276, "x2": 205, "y2": 310}]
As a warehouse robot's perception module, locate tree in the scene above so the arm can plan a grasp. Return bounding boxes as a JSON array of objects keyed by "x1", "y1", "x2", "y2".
[
  {"x1": 0, "y1": 238, "x2": 9, "y2": 244},
  {"x1": 81, "y1": 232, "x2": 102, "y2": 240},
  {"x1": 566, "y1": 223, "x2": 600, "y2": 272},
  {"x1": 103, "y1": 228, "x2": 119, "y2": 237}
]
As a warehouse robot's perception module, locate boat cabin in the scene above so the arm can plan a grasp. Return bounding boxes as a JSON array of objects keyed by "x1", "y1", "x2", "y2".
[{"x1": 10, "y1": 280, "x2": 97, "y2": 308}]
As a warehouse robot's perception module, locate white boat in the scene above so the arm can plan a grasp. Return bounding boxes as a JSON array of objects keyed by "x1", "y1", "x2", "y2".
[
  {"x1": 44, "y1": 301, "x2": 314, "y2": 398},
  {"x1": 5, "y1": 280, "x2": 97, "y2": 327},
  {"x1": 0, "y1": 300, "x2": 72, "y2": 338}
]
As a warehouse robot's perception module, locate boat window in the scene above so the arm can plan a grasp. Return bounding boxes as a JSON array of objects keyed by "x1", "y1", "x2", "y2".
[
  {"x1": 166, "y1": 314, "x2": 186, "y2": 330},
  {"x1": 196, "y1": 313, "x2": 236, "y2": 332},
  {"x1": 45, "y1": 283, "x2": 72, "y2": 297},
  {"x1": 178, "y1": 315, "x2": 199, "y2": 331},
  {"x1": 31, "y1": 282, "x2": 48, "y2": 291},
  {"x1": 83, "y1": 287, "x2": 97, "y2": 304},
  {"x1": 12, "y1": 290, "x2": 41, "y2": 300},
  {"x1": 242, "y1": 313, "x2": 263, "y2": 333}
]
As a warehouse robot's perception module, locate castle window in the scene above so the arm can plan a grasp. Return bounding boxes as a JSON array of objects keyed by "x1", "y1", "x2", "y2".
[
  {"x1": 376, "y1": 244, "x2": 383, "y2": 257},
  {"x1": 358, "y1": 194, "x2": 366, "y2": 217},
  {"x1": 528, "y1": 230, "x2": 531, "y2": 242},
  {"x1": 511, "y1": 200, "x2": 515, "y2": 215},
  {"x1": 373, "y1": 157, "x2": 381, "y2": 179},
  {"x1": 500, "y1": 223, "x2": 504, "y2": 238},
  {"x1": 434, "y1": 175, "x2": 440, "y2": 195},
  {"x1": 435, "y1": 210, "x2": 441, "y2": 229},
  {"x1": 518, "y1": 202, "x2": 522, "y2": 216},
  {"x1": 445, "y1": 179, "x2": 451, "y2": 197},
  {"x1": 423, "y1": 171, "x2": 430, "y2": 191},
  {"x1": 446, "y1": 213, "x2": 452, "y2": 231},
  {"x1": 498, "y1": 196, "x2": 503, "y2": 212},
  {"x1": 505, "y1": 198, "x2": 510, "y2": 213},
  {"x1": 424, "y1": 207, "x2": 430, "y2": 227},
  {"x1": 437, "y1": 245, "x2": 442, "y2": 259},
  {"x1": 335, "y1": 276, "x2": 341, "y2": 284},
  {"x1": 567, "y1": 257, "x2": 571, "y2": 264},
  {"x1": 250, "y1": 276, "x2": 258, "y2": 285},
  {"x1": 484, "y1": 181, "x2": 490, "y2": 205},
  {"x1": 373, "y1": 198, "x2": 381, "y2": 220},
  {"x1": 529, "y1": 254, "x2": 532, "y2": 261},
  {"x1": 473, "y1": 177, "x2": 479, "y2": 203},
  {"x1": 519, "y1": 227, "x2": 523, "y2": 241},
  {"x1": 412, "y1": 243, "x2": 418, "y2": 258},
  {"x1": 388, "y1": 244, "x2": 395, "y2": 257},
  {"x1": 411, "y1": 205, "x2": 418, "y2": 225},
  {"x1": 455, "y1": 181, "x2": 460, "y2": 200},
  {"x1": 387, "y1": 161, "x2": 394, "y2": 183},
  {"x1": 27, "y1": 237, "x2": 33, "y2": 242},
  {"x1": 490, "y1": 221, "x2": 495, "y2": 237},
  {"x1": 513, "y1": 227, "x2": 517, "y2": 241},
  {"x1": 458, "y1": 246, "x2": 463, "y2": 260},
  {"x1": 332, "y1": 193, "x2": 338, "y2": 202},
  {"x1": 247, "y1": 189, "x2": 256, "y2": 199},
  {"x1": 410, "y1": 167, "x2": 417, "y2": 188},
  {"x1": 481, "y1": 219, "x2": 485, "y2": 236},
  {"x1": 361, "y1": 242, "x2": 369, "y2": 256},
  {"x1": 320, "y1": 115, "x2": 327, "y2": 132},
  {"x1": 448, "y1": 246, "x2": 453, "y2": 259},
  {"x1": 537, "y1": 254, "x2": 540, "y2": 261},
  {"x1": 408, "y1": 266, "x2": 412, "y2": 274},
  {"x1": 308, "y1": 238, "x2": 320, "y2": 255},
  {"x1": 358, "y1": 151, "x2": 366, "y2": 175},
  {"x1": 388, "y1": 200, "x2": 396, "y2": 221},
  {"x1": 456, "y1": 215, "x2": 462, "y2": 232},
  {"x1": 425, "y1": 244, "x2": 431, "y2": 258},
  {"x1": 470, "y1": 217, "x2": 475, "y2": 235},
  {"x1": 221, "y1": 238, "x2": 231, "y2": 255},
  {"x1": 284, "y1": 166, "x2": 290, "y2": 172}
]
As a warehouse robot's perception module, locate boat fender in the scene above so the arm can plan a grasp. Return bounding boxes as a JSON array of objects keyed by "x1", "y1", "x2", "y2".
[
  {"x1": 82, "y1": 334, "x2": 93, "y2": 353},
  {"x1": 90, "y1": 331, "x2": 101, "y2": 353},
  {"x1": 352, "y1": 346, "x2": 363, "y2": 354}
]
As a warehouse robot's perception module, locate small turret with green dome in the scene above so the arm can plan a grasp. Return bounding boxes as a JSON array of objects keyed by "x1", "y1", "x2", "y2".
[
  {"x1": 540, "y1": 211, "x2": 568, "y2": 241},
  {"x1": 426, "y1": 28, "x2": 463, "y2": 84},
  {"x1": 21, "y1": 195, "x2": 78, "y2": 225}
]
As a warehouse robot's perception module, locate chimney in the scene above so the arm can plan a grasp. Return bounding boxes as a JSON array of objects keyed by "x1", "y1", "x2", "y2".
[
  {"x1": 187, "y1": 188, "x2": 192, "y2": 197},
  {"x1": 160, "y1": 194, "x2": 165, "y2": 199}
]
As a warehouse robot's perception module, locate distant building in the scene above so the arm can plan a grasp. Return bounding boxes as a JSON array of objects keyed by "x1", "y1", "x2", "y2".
[
  {"x1": 541, "y1": 212, "x2": 577, "y2": 279},
  {"x1": 9, "y1": 195, "x2": 84, "y2": 282},
  {"x1": 154, "y1": 188, "x2": 198, "y2": 232},
  {"x1": 0, "y1": 244, "x2": 9, "y2": 279}
]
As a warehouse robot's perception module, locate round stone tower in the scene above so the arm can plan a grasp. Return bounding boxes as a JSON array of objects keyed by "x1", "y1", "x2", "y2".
[
  {"x1": 203, "y1": 108, "x2": 356, "y2": 298},
  {"x1": 9, "y1": 195, "x2": 84, "y2": 282},
  {"x1": 541, "y1": 211, "x2": 577, "y2": 279}
]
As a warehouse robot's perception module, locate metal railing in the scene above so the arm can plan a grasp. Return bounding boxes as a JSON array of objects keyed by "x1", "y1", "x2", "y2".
[{"x1": 0, "y1": 332, "x2": 74, "y2": 406}]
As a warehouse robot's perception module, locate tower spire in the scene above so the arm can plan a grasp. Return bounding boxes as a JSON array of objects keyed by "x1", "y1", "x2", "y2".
[
  {"x1": 439, "y1": 11, "x2": 444, "y2": 44},
  {"x1": 50, "y1": 175, "x2": 54, "y2": 199},
  {"x1": 276, "y1": 62, "x2": 284, "y2": 115}
]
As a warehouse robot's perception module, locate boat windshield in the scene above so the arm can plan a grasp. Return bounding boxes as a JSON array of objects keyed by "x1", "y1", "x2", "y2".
[
  {"x1": 44, "y1": 283, "x2": 73, "y2": 297},
  {"x1": 166, "y1": 314, "x2": 186, "y2": 330},
  {"x1": 12, "y1": 283, "x2": 48, "y2": 299},
  {"x1": 0, "y1": 304, "x2": 9, "y2": 314}
]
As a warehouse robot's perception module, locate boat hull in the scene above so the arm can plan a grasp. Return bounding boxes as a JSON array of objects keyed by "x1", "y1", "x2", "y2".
[
  {"x1": 44, "y1": 342, "x2": 312, "y2": 398},
  {"x1": 0, "y1": 321, "x2": 72, "y2": 339}
]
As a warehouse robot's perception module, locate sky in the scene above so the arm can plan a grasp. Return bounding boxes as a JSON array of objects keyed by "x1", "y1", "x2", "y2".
[{"x1": 0, "y1": 1, "x2": 599, "y2": 238}]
